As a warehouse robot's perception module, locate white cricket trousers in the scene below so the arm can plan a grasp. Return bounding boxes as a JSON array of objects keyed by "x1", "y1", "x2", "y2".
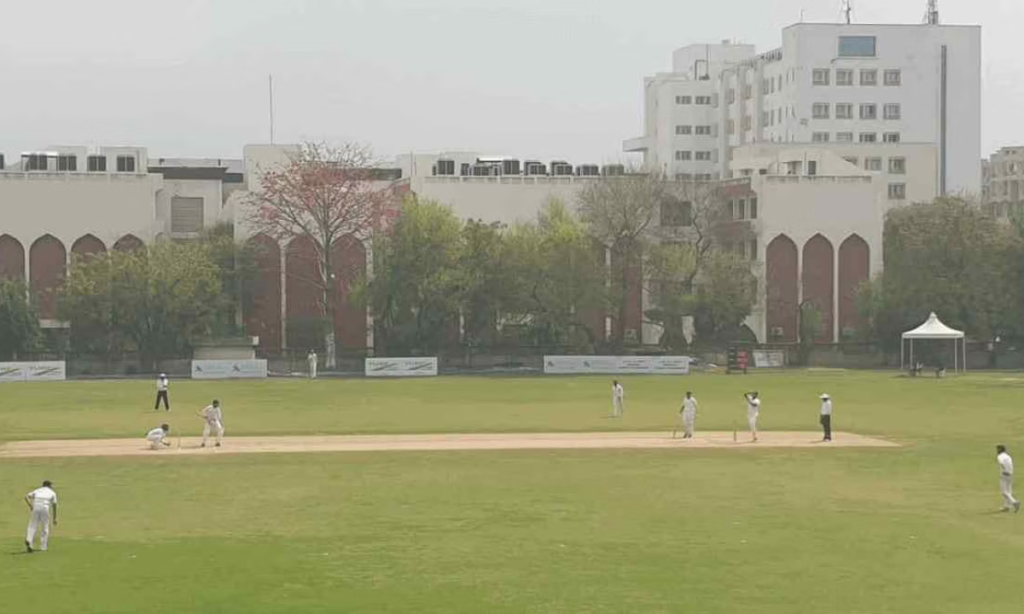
[
  {"x1": 26, "y1": 509, "x2": 51, "y2": 551},
  {"x1": 309, "y1": 361, "x2": 317, "y2": 379},
  {"x1": 612, "y1": 399, "x2": 623, "y2": 417},
  {"x1": 683, "y1": 411, "x2": 696, "y2": 437},
  {"x1": 748, "y1": 411, "x2": 759, "y2": 437},
  {"x1": 203, "y1": 420, "x2": 224, "y2": 445},
  {"x1": 1001, "y1": 474, "x2": 1018, "y2": 509}
]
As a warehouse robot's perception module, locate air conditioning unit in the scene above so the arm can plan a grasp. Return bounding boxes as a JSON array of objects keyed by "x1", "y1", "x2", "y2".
[
  {"x1": 435, "y1": 159, "x2": 456, "y2": 176},
  {"x1": 575, "y1": 164, "x2": 600, "y2": 177},
  {"x1": 524, "y1": 161, "x2": 547, "y2": 176},
  {"x1": 550, "y1": 161, "x2": 573, "y2": 176},
  {"x1": 502, "y1": 159, "x2": 521, "y2": 176},
  {"x1": 602, "y1": 164, "x2": 625, "y2": 177}
]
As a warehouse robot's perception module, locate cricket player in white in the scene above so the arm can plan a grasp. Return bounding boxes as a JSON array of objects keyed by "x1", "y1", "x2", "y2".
[
  {"x1": 611, "y1": 381, "x2": 624, "y2": 418},
  {"x1": 996, "y1": 445, "x2": 1020, "y2": 513},
  {"x1": 146, "y1": 424, "x2": 171, "y2": 450},
  {"x1": 820, "y1": 393, "x2": 833, "y2": 442},
  {"x1": 680, "y1": 391, "x2": 697, "y2": 439},
  {"x1": 744, "y1": 392, "x2": 761, "y2": 442},
  {"x1": 199, "y1": 399, "x2": 225, "y2": 447},
  {"x1": 307, "y1": 350, "x2": 318, "y2": 379},
  {"x1": 24, "y1": 480, "x2": 58, "y2": 553}
]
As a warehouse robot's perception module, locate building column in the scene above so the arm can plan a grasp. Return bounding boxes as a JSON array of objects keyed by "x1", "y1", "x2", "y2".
[{"x1": 832, "y1": 239, "x2": 840, "y2": 344}]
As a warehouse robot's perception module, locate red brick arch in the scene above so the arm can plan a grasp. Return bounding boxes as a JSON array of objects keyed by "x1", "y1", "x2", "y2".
[
  {"x1": 802, "y1": 234, "x2": 834, "y2": 343},
  {"x1": 71, "y1": 234, "x2": 106, "y2": 261},
  {"x1": 244, "y1": 234, "x2": 282, "y2": 351},
  {"x1": 0, "y1": 234, "x2": 26, "y2": 282},
  {"x1": 838, "y1": 234, "x2": 870, "y2": 339},
  {"x1": 113, "y1": 234, "x2": 144, "y2": 252},
  {"x1": 30, "y1": 234, "x2": 67, "y2": 319},
  {"x1": 766, "y1": 234, "x2": 798, "y2": 342},
  {"x1": 332, "y1": 234, "x2": 367, "y2": 350}
]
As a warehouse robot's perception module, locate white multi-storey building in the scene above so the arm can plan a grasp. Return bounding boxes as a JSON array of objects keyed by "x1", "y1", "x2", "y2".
[
  {"x1": 982, "y1": 146, "x2": 1024, "y2": 219},
  {"x1": 627, "y1": 19, "x2": 981, "y2": 197}
]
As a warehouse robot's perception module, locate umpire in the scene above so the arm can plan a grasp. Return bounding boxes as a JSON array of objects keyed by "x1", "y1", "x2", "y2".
[
  {"x1": 819, "y1": 393, "x2": 832, "y2": 442},
  {"x1": 155, "y1": 373, "x2": 170, "y2": 411}
]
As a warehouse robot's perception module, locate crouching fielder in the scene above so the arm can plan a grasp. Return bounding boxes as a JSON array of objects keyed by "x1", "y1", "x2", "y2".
[
  {"x1": 198, "y1": 399, "x2": 225, "y2": 448},
  {"x1": 24, "y1": 480, "x2": 58, "y2": 553},
  {"x1": 146, "y1": 424, "x2": 171, "y2": 450}
]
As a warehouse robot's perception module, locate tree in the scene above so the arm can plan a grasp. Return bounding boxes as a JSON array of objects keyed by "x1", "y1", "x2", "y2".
[
  {"x1": 577, "y1": 173, "x2": 666, "y2": 347},
  {"x1": 683, "y1": 250, "x2": 759, "y2": 344},
  {"x1": 59, "y1": 242, "x2": 223, "y2": 365},
  {"x1": 197, "y1": 222, "x2": 261, "y2": 337},
  {"x1": 643, "y1": 242, "x2": 698, "y2": 350},
  {"x1": 362, "y1": 198, "x2": 464, "y2": 355},
  {"x1": 247, "y1": 142, "x2": 392, "y2": 368},
  {"x1": 0, "y1": 281, "x2": 41, "y2": 360},
  {"x1": 458, "y1": 219, "x2": 510, "y2": 348}
]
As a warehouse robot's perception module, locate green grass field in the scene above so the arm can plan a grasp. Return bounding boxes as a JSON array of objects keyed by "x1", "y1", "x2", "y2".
[{"x1": 3, "y1": 371, "x2": 1024, "y2": 613}]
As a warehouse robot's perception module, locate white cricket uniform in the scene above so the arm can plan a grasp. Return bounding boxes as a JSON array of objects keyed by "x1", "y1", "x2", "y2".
[
  {"x1": 682, "y1": 397, "x2": 698, "y2": 437},
  {"x1": 308, "y1": 353, "x2": 318, "y2": 379},
  {"x1": 25, "y1": 486, "x2": 57, "y2": 551},
  {"x1": 746, "y1": 396, "x2": 761, "y2": 437},
  {"x1": 612, "y1": 384, "x2": 624, "y2": 417},
  {"x1": 998, "y1": 452, "x2": 1019, "y2": 509},
  {"x1": 146, "y1": 427, "x2": 169, "y2": 450},
  {"x1": 202, "y1": 405, "x2": 225, "y2": 445}
]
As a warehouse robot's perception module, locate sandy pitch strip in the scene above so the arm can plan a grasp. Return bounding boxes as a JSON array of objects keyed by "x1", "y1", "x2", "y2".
[{"x1": 0, "y1": 431, "x2": 897, "y2": 459}]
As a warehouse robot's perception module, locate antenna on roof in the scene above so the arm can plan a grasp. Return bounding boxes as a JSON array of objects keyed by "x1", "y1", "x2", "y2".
[
  {"x1": 840, "y1": 0, "x2": 853, "y2": 24},
  {"x1": 925, "y1": 0, "x2": 940, "y2": 25}
]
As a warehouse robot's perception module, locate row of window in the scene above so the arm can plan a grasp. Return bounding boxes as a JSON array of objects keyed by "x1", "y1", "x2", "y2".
[
  {"x1": 674, "y1": 173, "x2": 717, "y2": 181},
  {"x1": 812, "y1": 132, "x2": 901, "y2": 144},
  {"x1": 839, "y1": 155, "x2": 907, "y2": 175},
  {"x1": 675, "y1": 125, "x2": 714, "y2": 136},
  {"x1": 674, "y1": 95, "x2": 714, "y2": 106},
  {"x1": 674, "y1": 150, "x2": 715, "y2": 161},
  {"x1": 812, "y1": 102, "x2": 901, "y2": 121},
  {"x1": 813, "y1": 68, "x2": 901, "y2": 87},
  {"x1": 22, "y1": 154, "x2": 136, "y2": 173}
]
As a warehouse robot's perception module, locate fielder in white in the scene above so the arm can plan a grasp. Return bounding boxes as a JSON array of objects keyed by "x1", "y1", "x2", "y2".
[
  {"x1": 198, "y1": 399, "x2": 225, "y2": 447},
  {"x1": 997, "y1": 445, "x2": 1020, "y2": 513},
  {"x1": 680, "y1": 391, "x2": 697, "y2": 439},
  {"x1": 744, "y1": 392, "x2": 761, "y2": 442},
  {"x1": 307, "y1": 350, "x2": 318, "y2": 379},
  {"x1": 611, "y1": 381, "x2": 624, "y2": 418},
  {"x1": 24, "y1": 480, "x2": 58, "y2": 553},
  {"x1": 146, "y1": 423, "x2": 171, "y2": 450}
]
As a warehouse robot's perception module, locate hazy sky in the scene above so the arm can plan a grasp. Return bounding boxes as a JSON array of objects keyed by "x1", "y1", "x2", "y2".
[{"x1": 1, "y1": 0, "x2": 1021, "y2": 164}]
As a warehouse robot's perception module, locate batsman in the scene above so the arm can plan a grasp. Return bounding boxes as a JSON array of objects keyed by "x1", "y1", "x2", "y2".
[{"x1": 197, "y1": 399, "x2": 225, "y2": 448}]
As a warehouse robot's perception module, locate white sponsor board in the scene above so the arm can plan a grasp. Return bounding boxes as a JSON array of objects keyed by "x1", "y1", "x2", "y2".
[
  {"x1": 543, "y1": 356, "x2": 691, "y2": 375},
  {"x1": 191, "y1": 359, "x2": 268, "y2": 380},
  {"x1": 752, "y1": 350, "x2": 786, "y2": 369},
  {"x1": 365, "y1": 357, "x2": 439, "y2": 377},
  {"x1": 0, "y1": 361, "x2": 67, "y2": 383}
]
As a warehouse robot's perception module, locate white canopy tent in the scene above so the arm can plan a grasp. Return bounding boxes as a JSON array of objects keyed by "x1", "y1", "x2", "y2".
[{"x1": 901, "y1": 312, "x2": 967, "y2": 373}]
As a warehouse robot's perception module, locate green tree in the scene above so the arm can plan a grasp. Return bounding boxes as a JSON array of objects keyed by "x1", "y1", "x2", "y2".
[
  {"x1": 683, "y1": 251, "x2": 759, "y2": 344},
  {"x1": 0, "y1": 281, "x2": 41, "y2": 360},
  {"x1": 458, "y1": 219, "x2": 509, "y2": 348},
  {"x1": 60, "y1": 242, "x2": 224, "y2": 365},
  {"x1": 644, "y1": 242, "x2": 698, "y2": 350},
  {"x1": 198, "y1": 222, "x2": 261, "y2": 337}
]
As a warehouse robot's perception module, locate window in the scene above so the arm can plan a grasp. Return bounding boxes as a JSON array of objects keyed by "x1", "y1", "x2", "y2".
[
  {"x1": 836, "y1": 69, "x2": 854, "y2": 86},
  {"x1": 748, "y1": 238, "x2": 758, "y2": 261},
  {"x1": 727, "y1": 119, "x2": 735, "y2": 135},
  {"x1": 883, "y1": 132, "x2": 901, "y2": 143},
  {"x1": 860, "y1": 69, "x2": 878, "y2": 86},
  {"x1": 116, "y1": 155, "x2": 136, "y2": 173},
  {"x1": 860, "y1": 104, "x2": 877, "y2": 120},
  {"x1": 726, "y1": 89, "x2": 736, "y2": 104},
  {"x1": 435, "y1": 159, "x2": 456, "y2": 175},
  {"x1": 813, "y1": 69, "x2": 830, "y2": 86},
  {"x1": 695, "y1": 125, "x2": 712, "y2": 136},
  {"x1": 777, "y1": 75, "x2": 783, "y2": 91},
  {"x1": 864, "y1": 157, "x2": 883, "y2": 171},
  {"x1": 888, "y1": 183, "x2": 907, "y2": 200},
  {"x1": 736, "y1": 199, "x2": 747, "y2": 220},
  {"x1": 660, "y1": 199, "x2": 693, "y2": 227},
  {"x1": 836, "y1": 103, "x2": 854, "y2": 119},
  {"x1": 675, "y1": 151, "x2": 692, "y2": 161},
  {"x1": 741, "y1": 115, "x2": 751, "y2": 131},
  {"x1": 860, "y1": 132, "x2": 877, "y2": 143},
  {"x1": 676, "y1": 125, "x2": 692, "y2": 135},
  {"x1": 695, "y1": 96, "x2": 712, "y2": 105},
  {"x1": 25, "y1": 154, "x2": 48, "y2": 171},
  {"x1": 695, "y1": 151, "x2": 713, "y2": 161},
  {"x1": 57, "y1": 155, "x2": 76, "y2": 172},
  {"x1": 87, "y1": 155, "x2": 106, "y2": 172},
  {"x1": 742, "y1": 84, "x2": 753, "y2": 100},
  {"x1": 812, "y1": 132, "x2": 830, "y2": 143},
  {"x1": 808, "y1": 160, "x2": 818, "y2": 176},
  {"x1": 675, "y1": 95, "x2": 692, "y2": 105},
  {"x1": 884, "y1": 104, "x2": 901, "y2": 120},
  {"x1": 749, "y1": 197, "x2": 758, "y2": 219},
  {"x1": 889, "y1": 157, "x2": 907, "y2": 174},
  {"x1": 884, "y1": 69, "x2": 902, "y2": 86},
  {"x1": 812, "y1": 103, "x2": 830, "y2": 119},
  {"x1": 675, "y1": 173, "x2": 693, "y2": 181},
  {"x1": 836, "y1": 132, "x2": 854, "y2": 142},
  {"x1": 171, "y1": 197, "x2": 205, "y2": 233},
  {"x1": 839, "y1": 36, "x2": 877, "y2": 57},
  {"x1": 843, "y1": 156, "x2": 859, "y2": 166}
]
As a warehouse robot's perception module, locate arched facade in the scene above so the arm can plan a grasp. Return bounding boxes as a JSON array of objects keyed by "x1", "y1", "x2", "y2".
[
  {"x1": 244, "y1": 234, "x2": 283, "y2": 351},
  {"x1": 30, "y1": 235, "x2": 67, "y2": 319},
  {"x1": 71, "y1": 234, "x2": 106, "y2": 260},
  {"x1": 766, "y1": 234, "x2": 798, "y2": 343},
  {"x1": 801, "y1": 234, "x2": 835, "y2": 344},
  {"x1": 332, "y1": 234, "x2": 367, "y2": 351},
  {"x1": 0, "y1": 234, "x2": 26, "y2": 281},
  {"x1": 838, "y1": 234, "x2": 871, "y2": 339},
  {"x1": 113, "y1": 234, "x2": 144, "y2": 252}
]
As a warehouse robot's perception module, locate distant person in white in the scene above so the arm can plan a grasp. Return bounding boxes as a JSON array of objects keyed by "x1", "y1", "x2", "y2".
[
  {"x1": 744, "y1": 392, "x2": 761, "y2": 442},
  {"x1": 680, "y1": 391, "x2": 698, "y2": 439},
  {"x1": 155, "y1": 373, "x2": 170, "y2": 411},
  {"x1": 611, "y1": 381, "x2": 624, "y2": 418},
  {"x1": 819, "y1": 394, "x2": 833, "y2": 442},
  {"x1": 996, "y1": 445, "x2": 1020, "y2": 513},
  {"x1": 198, "y1": 399, "x2": 224, "y2": 448},
  {"x1": 307, "y1": 350, "x2": 318, "y2": 379},
  {"x1": 147, "y1": 423, "x2": 171, "y2": 450},
  {"x1": 24, "y1": 480, "x2": 58, "y2": 553}
]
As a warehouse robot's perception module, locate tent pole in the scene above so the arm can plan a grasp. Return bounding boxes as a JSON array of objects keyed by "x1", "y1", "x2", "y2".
[
  {"x1": 954, "y1": 339, "x2": 957, "y2": 372},
  {"x1": 900, "y1": 337, "x2": 904, "y2": 371}
]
